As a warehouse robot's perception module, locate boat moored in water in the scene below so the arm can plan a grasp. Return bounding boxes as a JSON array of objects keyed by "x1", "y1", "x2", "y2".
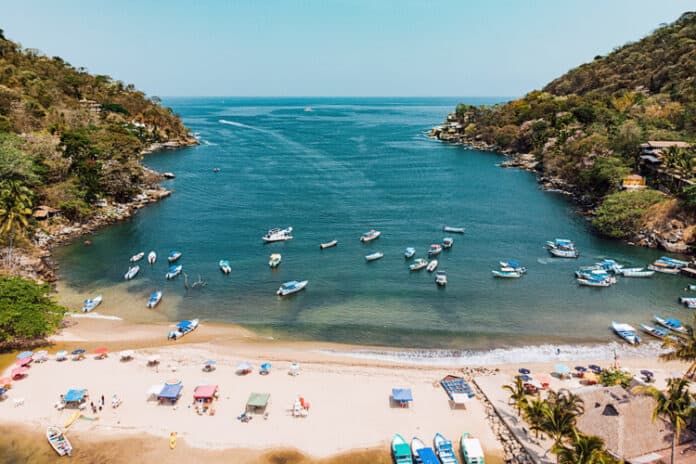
[
  {"x1": 641, "y1": 324, "x2": 668, "y2": 339},
  {"x1": 320, "y1": 239, "x2": 338, "y2": 249},
  {"x1": 168, "y1": 318, "x2": 199, "y2": 340},
  {"x1": 269, "y1": 253, "x2": 282, "y2": 268},
  {"x1": 428, "y1": 244, "x2": 442, "y2": 257},
  {"x1": 442, "y1": 237, "x2": 454, "y2": 248},
  {"x1": 365, "y1": 251, "x2": 384, "y2": 262},
  {"x1": 165, "y1": 264, "x2": 183, "y2": 280},
  {"x1": 443, "y1": 226, "x2": 465, "y2": 234},
  {"x1": 168, "y1": 251, "x2": 182, "y2": 262},
  {"x1": 410, "y1": 258, "x2": 427, "y2": 271},
  {"x1": 277, "y1": 280, "x2": 308, "y2": 296},
  {"x1": 426, "y1": 260, "x2": 439, "y2": 272},
  {"x1": 621, "y1": 267, "x2": 655, "y2": 277},
  {"x1": 263, "y1": 227, "x2": 293, "y2": 243},
  {"x1": 435, "y1": 270, "x2": 447, "y2": 286},
  {"x1": 360, "y1": 229, "x2": 381, "y2": 242},
  {"x1": 611, "y1": 321, "x2": 640, "y2": 345},
  {"x1": 124, "y1": 265, "x2": 140, "y2": 280},
  {"x1": 219, "y1": 259, "x2": 231, "y2": 274},
  {"x1": 577, "y1": 277, "x2": 612, "y2": 287},
  {"x1": 130, "y1": 252, "x2": 145, "y2": 263},
  {"x1": 404, "y1": 247, "x2": 416, "y2": 259},
  {"x1": 654, "y1": 315, "x2": 688, "y2": 334},
  {"x1": 147, "y1": 291, "x2": 162, "y2": 309},
  {"x1": 148, "y1": 251, "x2": 157, "y2": 264},
  {"x1": 546, "y1": 239, "x2": 579, "y2": 258},
  {"x1": 492, "y1": 270, "x2": 521, "y2": 279},
  {"x1": 82, "y1": 294, "x2": 103, "y2": 312}
]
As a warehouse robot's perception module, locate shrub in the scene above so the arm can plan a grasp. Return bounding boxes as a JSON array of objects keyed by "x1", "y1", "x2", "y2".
[
  {"x1": 58, "y1": 198, "x2": 91, "y2": 221},
  {"x1": 593, "y1": 190, "x2": 666, "y2": 239}
]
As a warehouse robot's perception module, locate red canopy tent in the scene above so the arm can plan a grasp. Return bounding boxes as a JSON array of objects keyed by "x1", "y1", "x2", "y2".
[
  {"x1": 15, "y1": 357, "x2": 32, "y2": 367},
  {"x1": 193, "y1": 385, "x2": 218, "y2": 400},
  {"x1": 11, "y1": 367, "x2": 29, "y2": 379},
  {"x1": 0, "y1": 377, "x2": 11, "y2": 386}
]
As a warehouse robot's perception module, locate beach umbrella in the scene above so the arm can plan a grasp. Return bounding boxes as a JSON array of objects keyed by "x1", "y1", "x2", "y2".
[
  {"x1": 203, "y1": 360, "x2": 216, "y2": 366},
  {"x1": 519, "y1": 374, "x2": 532, "y2": 382},
  {"x1": 518, "y1": 368, "x2": 531, "y2": 375},
  {"x1": 260, "y1": 362, "x2": 272, "y2": 370},
  {"x1": 236, "y1": 361, "x2": 252, "y2": 373},
  {"x1": 16, "y1": 351, "x2": 33, "y2": 360},
  {"x1": 71, "y1": 348, "x2": 86, "y2": 355},
  {"x1": 14, "y1": 357, "x2": 32, "y2": 367},
  {"x1": 588, "y1": 364, "x2": 602, "y2": 374},
  {"x1": 574, "y1": 366, "x2": 586, "y2": 372},
  {"x1": 0, "y1": 387, "x2": 6, "y2": 395},
  {"x1": 554, "y1": 364, "x2": 570, "y2": 374},
  {"x1": 119, "y1": 350, "x2": 134, "y2": 360},
  {"x1": 56, "y1": 350, "x2": 68, "y2": 360},
  {"x1": 147, "y1": 354, "x2": 161, "y2": 363},
  {"x1": 11, "y1": 367, "x2": 28, "y2": 379},
  {"x1": 640, "y1": 369, "x2": 654, "y2": 377},
  {"x1": 35, "y1": 350, "x2": 48, "y2": 362},
  {"x1": 94, "y1": 347, "x2": 108, "y2": 354},
  {"x1": 0, "y1": 377, "x2": 11, "y2": 386}
]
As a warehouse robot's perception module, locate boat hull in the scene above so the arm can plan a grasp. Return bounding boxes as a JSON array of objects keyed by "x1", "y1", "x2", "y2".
[{"x1": 320, "y1": 240, "x2": 338, "y2": 249}]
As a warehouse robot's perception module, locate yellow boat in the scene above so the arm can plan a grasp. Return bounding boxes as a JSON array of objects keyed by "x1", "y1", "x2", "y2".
[{"x1": 169, "y1": 432, "x2": 177, "y2": 449}]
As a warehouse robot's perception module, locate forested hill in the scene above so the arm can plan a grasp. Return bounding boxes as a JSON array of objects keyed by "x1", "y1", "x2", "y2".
[
  {"x1": 0, "y1": 28, "x2": 195, "y2": 222},
  {"x1": 434, "y1": 12, "x2": 696, "y2": 250}
]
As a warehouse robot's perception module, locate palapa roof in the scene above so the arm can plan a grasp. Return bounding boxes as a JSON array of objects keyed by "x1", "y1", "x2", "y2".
[
  {"x1": 574, "y1": 385, "x2": 673, "y2": 459},
  {"x1": 640, "y1": 141, "x2": 690, "y2": 149}
]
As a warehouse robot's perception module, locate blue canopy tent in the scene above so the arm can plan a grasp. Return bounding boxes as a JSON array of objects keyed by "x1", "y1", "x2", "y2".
[
  {"x1": 64, "y1": 389, "x2": 86, "y2": 404},
  {"x1": 417, "y1": 448, "x2": 440, "y2": 464},
  {"x1": 158, "y1": 382, "x2": 183, "y2": 402},
  {"x1": 391, "y1": 388, "x2": 413, "y2": 407}
]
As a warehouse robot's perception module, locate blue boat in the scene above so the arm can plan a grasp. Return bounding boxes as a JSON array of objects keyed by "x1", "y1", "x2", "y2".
[
  {"x1": 82, "y1": 294, "x2": 103, "y2": 312},
  {"x1": 147, "y1": 291, "x2": 162, "y2": 309},
  {"x1": 165, "y1": 264, "x2": 182, "y2": 280},
  {"x1": 219, "y1": 259, "x2": 231, "y2": 274},
  {"x1": 611, "y1": 321, "x2": 640, "y2": 345},
  {"x1": 434, "y1": 433, "x2": 459, "y2": 464},
  {"x1": 168, "y1": 251, "x2": 182, "y2": 262},
  {"x1": 411, "y1": 437, "x2": 439, "y2": 464},
  {"x1": 167, "y1": 318, "x2": 199, "y2": 340},
  {"x1": 653, "y1": 315, "x2": 688, "y2": 334}
]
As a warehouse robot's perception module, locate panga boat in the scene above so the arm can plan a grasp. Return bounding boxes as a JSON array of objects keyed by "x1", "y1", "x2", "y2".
[
  {"x1": 641, "y1": 324, "x2": 668, "y2": 339},
  {"x1": 443, "y1": 226, "x2": 465, "y2": 234},
  {"x1": 435, "y1": 270, "x2": 447, "y2": 286},
  {"x1": 167, "y1": 318, "x2": 199, "y2": 340},
  {"x1": 621, "y1": 268, "x2": 655, "y2": 277},
  {"x1": 124, "y1": 265, "x2": 140, "y2": 280},
  {"x1": 269, "y1": 253, "x2": 282, "y2": 268},
  {"x1": 320, "y1": 239, "x2": 338, "y2": 249},
  {"x1": 365, "y1": 252, "x2": 384, "y2": 262},
  {"x1": 148, "y1": 251, "x2": 156, "y2": 264},
  {"x1": 434, "y1": 432, "x2": 459, "y2": 464},
  {"x1": 426, "y1": 260, "x2": 439, "y2": 272},
  {"x1": 391, "y1": 434, "x2": 412, "y2": 464},
  {"x1": 277, "y1": 280, "x2": 308, "y2": 296},
  {"x1": 47, "y1": 426, "x2": 72, "y2": 456},
  {"x1": 82, "y1": 294, "x2": 103, "y2": 312},
  {"x1": 263, "y1": 227, "x2": 293, "y2": 243},
  {"x1": 404, "y1": 247, "x2": 416, "y2": 259},
  {"x1": 219, "y1": 260, "x2": 231, "y2": 274},
  {"x1": 546, "y1": 238, "x2": 579, "y2": 258},
  {"x1": 442, "y1": 237, "x2": 454, "y2": 248},
  {"x1": 577, "y1": 278, "x2": 612, "y2": 287},
  {"x1": 654, "y1": 315, "x2": 687, "y2": 334},
  {"x1": 410, "y1": 258, "x2": 427, "y2": 271},
  {"x1": 680, "y1": 297, "x2": 696, "y2": 309},
  {"x1": 165, "y1": 264, "x2": 182, "y2": 280},
  {"x1": 461, "y1": 433, "x2": 485, "y2": 464},
  {"x1": 411, "y1": 437, "x2": 438, "y2": 464},
  {"x1": 130, "y1": 252, "x2": 145, "y2": 263},
  {"x1": 147, "y1": 291, "x2": 162, "y2": 309},
  {"x1": 168, "y1": 251, "x2": 182, "y2": 262},
  {"x1": 648, "y1": 263, "x2": 681, "y2": 274},
  {"x1": 360, "y1": 229, "x2": 381, "y2": 242},
  {"x1": 611, "y1": 321, "x2": 640, "y2": 345},
  {"x1": 428, "y1": 244, "x2": 442, "y2": 257},
  {"x1": 492, "y1": 270, "x2": 521, "y2": 279}
]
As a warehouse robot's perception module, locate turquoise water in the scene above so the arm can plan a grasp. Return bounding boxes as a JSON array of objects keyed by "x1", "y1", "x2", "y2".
[{"x1": 54, "y1": 97, "x2": 693, "y2": 349}]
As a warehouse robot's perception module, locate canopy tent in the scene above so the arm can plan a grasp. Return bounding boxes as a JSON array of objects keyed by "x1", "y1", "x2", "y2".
[
  {"x1": 56, "y1": 350, "x2": 67, "y2": 361},
  {"x1": 288, "y1": 363, "x2": 300, "y2": 376},
  {"x1": 34, "y1": 350, "x2": 48, "y2": 362},
  {"x1": 0, "y1": 377, "x2": 11, "y2": 387},
  {"x1": 391, "y1": 388, "x2": 413, "y2": 406},
  {"x1": 260, "y1": 362, "x2": 272, "y2": 374},
  {"x1": 537, "y1": 374, "x2": 551, "y2": 388},
  {"x1": 119, "y1": 350, "x2": 134, "y2": 360},
  {"x1": 417, "y1": 447, "x2": 441, "y2": 464},
  {"x1": 15, "y1": 357, "x2": 31, "y2": 367},
  {"x1": 64, "y1": 389, "x2": 86, "y2": 403},
  {"x1": 16, "y1": 351, "x2": 33, "y2": 360},
  {"x1": 11, "y1": 367, "x2": 28, "y2": 379},
  {"x1": 94, "y1": 347, "x2": 108, "y2": 354},
  {"x1": 236, "y1": 362, "x2": 252, "y2": 375},
  {"x1": 158, "y1": 382, "x2": 183, "y2": 401},
  {"x1": 246, "y1": 392, "x2": 270, "y2": 412},
  {"x1": 147, "y1": 384, "x2": 164, "y2": 400},
  {"x1": 193, "y1": 385, "x2": 218, "y2": 400}
]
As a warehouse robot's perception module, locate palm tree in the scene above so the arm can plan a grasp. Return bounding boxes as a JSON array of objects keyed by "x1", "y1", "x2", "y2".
[
  {"x1": 660, "y1": 314, "x2": 696, "y2": 378},
  {"x1": 524, "y1": 393, "x2": 548, "y2": 439},
  {"x1": 541, "y1": 389, "x2": 585, "y2": 463},
  {"x1": 0, "y1": 181, "x2": 33, "y2": 269},
  {"x1": 502, "y1": 376, "x2": 528, "y2": 416},
  {"x1": 633, "y1": 377, "x2": 694, "y2": 464},
  {"x1": 662, "y1": 145, "x2": 683, "y2": 171},
  {"x1": 554, "y1": 430, "x2": 607, "y2": 464}
]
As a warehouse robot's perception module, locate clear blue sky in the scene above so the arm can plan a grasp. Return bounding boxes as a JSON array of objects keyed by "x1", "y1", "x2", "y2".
[{"x1": 2, "y1": 1, "x2": 690, "y2": 97}]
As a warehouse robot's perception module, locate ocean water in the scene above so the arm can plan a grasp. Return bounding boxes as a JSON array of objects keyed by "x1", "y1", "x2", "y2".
[{"x1": 53, "y1": 97, "x2": 693, "y2": 350}]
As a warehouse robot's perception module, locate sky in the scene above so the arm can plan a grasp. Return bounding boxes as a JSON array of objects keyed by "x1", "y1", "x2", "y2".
[{"x1": 2, "y1": 1, "x2": 691, "y2": 97}]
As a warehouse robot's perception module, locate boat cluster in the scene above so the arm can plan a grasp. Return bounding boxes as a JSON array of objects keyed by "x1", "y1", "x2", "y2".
[
  {"x1": 612, "y1": 314, "x2": 689, "y2": 346},
  {"x1": 570, "y1": 256, "x2": 690, "y2": 288},
  {"x1": 392, "y1": 431, "x2": 483, "y2": 464},
  {"x1": 491, "y1": 260, "x2": 526, "y2": 279}
]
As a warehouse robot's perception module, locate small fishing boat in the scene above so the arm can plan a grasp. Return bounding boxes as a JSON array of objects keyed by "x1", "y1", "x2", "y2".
[
  {"x1": 404, "y1": 247, "x2": 416, "y2": 259},
  {"x1": 82, "y1": 294, "x2": 103, "y2": 312},
  {"x1": 130, "y1": 252, "x2": 145, "y2": 263},
  {"x1": 435, "y1": 270, "x2": 447, "y2": 286},
  {"x1": 648, "y1": 264, "x2": 681, "y2": 274},
  {"x1": 499, "y1": 260, "x2": 526, "y2": 273},
  {"x1": 546, "y1": 238, "x2": 579, "y2": 258},
  {"x1": 320, "y1": 239, "x2": 338, "y2": 249},
  {"x1": 391, "y1": 434, "x2": 412, "y2": 464},
  {"x1": 443, "y1": 226, "x2": 465, "y2": 234},
  {"x1": 654, "y1": 315, "x2": 688, "y2": 334},
  {"x1": 411, "y1": 437, "x2": 439, "y2": 464},
  {"x1": 167, "y1": 318, "x2": 199, "y2": 340},
  {"x1": 426, "y1": 260, "x2": 439, "y2": 272},
  {"x1": 147, "y1": 291, "x2": 162, "y2": 309},
  {"x1": 269, "y1": 253, "x2": 282, "y2": 268},
  {"x1": 621, "y1": 268, "x2": 655, "y2": 277},
  {"x1": 277, "y1": 280, "x2": 308, "y2": 296},
  {"x1": 575, "y1": 269, "x2": 610, "y2": 279},
  {"x1": 124, "y1": 265, "x2": 140, "y2": 280},
  {"x1": 680, "y1": 297, "x2": 696, "y2": 309},
  {"x1": 428, "y1": 244, "x2": 442, "y2": 257},
  {"x1": 410, "y1": 258, "x2": 427, "y2": 271},
  {"x1": 687, "y1": 284, "x2": 696, "y2": 291},
  {"x1": 46, "y1": 426, "x2": 72, "y2": 456},
  {"x1": 165, "y1": 264, "x2": 183, "y2": 280},
  {"x1": 148, "y1": 251, "x2": 157, "y2": 264},
  {"x1": 577, "y1": 278, "x2": 612, "y2": 287},
  {"x1": 492, "y1": 270, "x2": 521, "y2": 279},
  {"x1": 641, "y1": 324, "x2": 668, "y2": 339},
  {"x1": 168, "y1": 251, "x2": 182, "y2": 262},
  {"x1": 442, "y1": 237, "x2": 454, "y2": 248},
  {"x1": 611, "y1": 321, "x2": 640, "y2": 345},
  {"x1": 219, "y1": 259, "x2": 231, "y2": 274},
  {"x1": 263, "y1": 227, "x2": 293, "y2": 243},
  {"x1": 549, "y1": 247, "x2": 579, "y2": 258},
  {"x1": 434, "y1": 433, "x2": 459, "y2": 464},
  {"x1": 359, "y1": 229, "x2": 381, "y2": 242},
  {"x1": 461, "y1": 433, "x2": 485, "y2": 464},
  {"x1": 365, "y1": 251, "x2": 384, "y2": 262}
]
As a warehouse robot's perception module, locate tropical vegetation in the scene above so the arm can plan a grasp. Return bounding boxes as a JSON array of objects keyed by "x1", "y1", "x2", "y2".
[{"x1": 659, "y1": 313, "x2": 696, "y2": 378}]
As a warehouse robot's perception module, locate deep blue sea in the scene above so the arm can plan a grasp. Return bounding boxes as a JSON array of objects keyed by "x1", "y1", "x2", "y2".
[{"x1": 53, "y1": 97, "x2": 693, "y2": 350}]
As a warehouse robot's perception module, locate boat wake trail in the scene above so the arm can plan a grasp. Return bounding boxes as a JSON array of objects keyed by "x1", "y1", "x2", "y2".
[{"x1": 219, "y1": 119, "x2": 262, "y2": 131}]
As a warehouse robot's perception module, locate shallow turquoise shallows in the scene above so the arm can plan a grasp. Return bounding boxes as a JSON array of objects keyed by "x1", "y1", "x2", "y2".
[{"x1": 54, "y1": 97, "x2": 692, "y2": 349}]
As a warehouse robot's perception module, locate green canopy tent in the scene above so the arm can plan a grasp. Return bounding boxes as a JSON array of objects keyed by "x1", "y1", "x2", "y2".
[{"x1": 246, "y1": 392, "x2": 270, "y2": 413}]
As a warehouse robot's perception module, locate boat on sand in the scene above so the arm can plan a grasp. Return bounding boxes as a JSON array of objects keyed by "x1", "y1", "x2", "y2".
[
  {"x1": 46, "y1": 426, "x2": 72, "y2": 456},
  {"x1": 461, "y1": 432, "x2": 485, "y2": 464},
  {"x1": 411, "y1": 437, "x2": 438, "y2": 464},
  {"x1": 434, "y1": 432, "x2": 459, "y2": 464},
  {"x1": 611, "y1": 321, "x2": 640, "y2": 345},
  {"x1": 147, "y1": 291, "x2": 162, "y2": 309},
  {"x1": 391, "y1": 434, "x2": 412, "y2": 464},
  {"x1": 654, "y1": 315, "x2": 687, "y2": 334},
  {"x1": 640, "y1": 324, "x2": 667, "y2": 339},
  {"x1": 82, "y1": 294, "x2": 103, "y2": 312}
]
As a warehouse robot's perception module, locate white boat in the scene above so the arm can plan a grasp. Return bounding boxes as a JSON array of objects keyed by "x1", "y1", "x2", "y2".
[
  {"x1": 165, "y1": 264, "x2": 182, "y2": 280},
  {"x1": 428, "y1": 244, "x2": 442, "y2": 257},
  {"x1": 277, "y1": 280, "x2": 308, "y2": 296},
  {"x1": 654, "y1": 315, "x2": 688, "y2": 334},
  {"x1": 577, "y1": 278, "x2": 611, "y2": 287},
  {"x1": 410, "y1": 258, "x2": 427, "y2": 271},
  {"x1": 641, "y1": 324, "x2": 668, "y2": 339},
  {"x1": 612, "y1": 321, "x2": 640, "y2": 345},
  {"x1": 82, "y1": 294, "x2": 103, "y2": 312},
  {"x1": 148, "y1": 251, "x2": 156, "y2": 264},
  {"x1": 411, "y1": 437, "x2": 428, "y2": 464},
  {"x1": 546, "y1": 238, "x2": 579, "y2": 258},
  {"x1": 269, "y1": 253, "x2": 282, "y2": 268},
  {"x1": 360, "y1": 229, "x2": 381, "y2": 242},
  {"x1": 130, "y1": 252, "x2": 145, "y2": 263},
  {"x1": 219, "y1": 259, "x2": 231, "y2": 274},
  {"x1": 443, "y1": 226, "x2": 465, "y2": 234},
  {"x1": 549, "y1": 247, "x2": 579, "y2": 258},
  {"x1": 435, "y1": 270, "x2": 447, "y2": 286},
  {"x1": 46, "y1": 426, "x2": 72, "y2": 456},
  {"x1": 442, "y1": 237, "x2": 454, "y2": 248},
  {"x1": 648, "y1": 264, "x2": 681, "y2": 274},
  {"x1": 404, "y1": 247, "x2": 416, "y2": 259},
  {"x1": 680, "y1": 297, "x2": 696, "y2": 309},
  {"x1": 167, "y1": 318, "x2": 199, "y2": 340},
  {"x1": 492, "y1": 270, "x2": 521, "y2": 279},
  {"x1": 365, "y1": 252, "x2": 384, "y2": 262},
  {"x1": 426, "y1": 260, "x2": 439, "y2": 272},
  {"x1": 262, "y1": 227, "x2": 293, "y2": 243},
  {"x1": 124, "y1": 265, "x2": 140, "y2": 280},
  {"x1": 168, "y1": 251, "x2": 182, "y2": 262},
  {"x1": 147, "y1": 291, "x2": 162, "y2": 309},
  {"x1": 320, "y1": 239, "x2": 338, "y2": 249},
  {"x1": 621, "y1": 268, "x2": 655, "y2": 277},
  {"x1": 461, "y1": 432, "x2": 485, "y2": 464}
]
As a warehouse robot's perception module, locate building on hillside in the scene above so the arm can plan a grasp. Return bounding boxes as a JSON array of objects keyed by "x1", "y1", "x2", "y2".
[
  {"x1": 640, "y1": 140, "x2": 690, "y2": 157},
  {"x1": 574, "y1": 385, "x2": 682, "y2": 463},
  {"x1": 32, "y1": 205, "x2": 59, "y2": 220},
  {"x1": 621, "y1": 174, "x2": 647, "y2": 190},
  {"x1": 78, "y1": 98, "x2": 102, "y2": 112}
]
